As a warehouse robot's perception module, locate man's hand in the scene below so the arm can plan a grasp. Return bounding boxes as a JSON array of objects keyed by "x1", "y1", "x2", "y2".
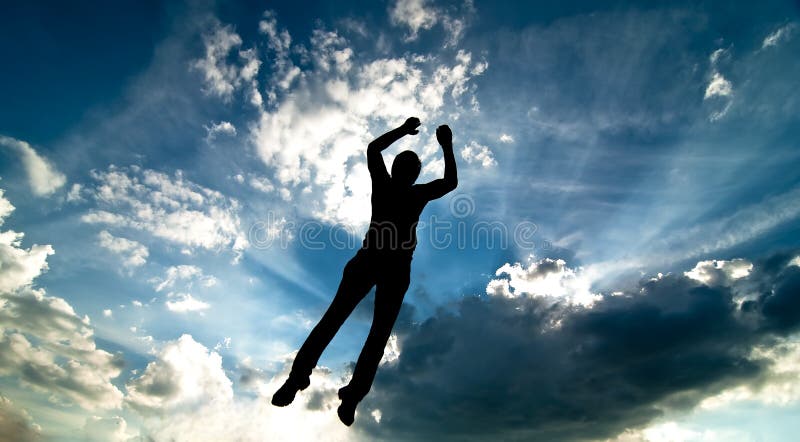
[
  {"x1": 436, "y1": 124, "x2": 452, "y2": 148},
  {"x1": 401, "y1": 117, "x2": 421, "y2": 135}
]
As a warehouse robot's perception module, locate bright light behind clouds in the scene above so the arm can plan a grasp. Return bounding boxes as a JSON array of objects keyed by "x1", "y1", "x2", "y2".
[{"x1": 0, "y1": 0, "x2": 799, "y2": 440}]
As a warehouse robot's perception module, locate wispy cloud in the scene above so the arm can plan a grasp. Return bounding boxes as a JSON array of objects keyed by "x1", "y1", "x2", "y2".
[
  {"x1": 762, "y1": 23, "x2": 797, "y2": 49},
  {"x1": 0, "y1": 135, "x2": 66, "y2": 197}
]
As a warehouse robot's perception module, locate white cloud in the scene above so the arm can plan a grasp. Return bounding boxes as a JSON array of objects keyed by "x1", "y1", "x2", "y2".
[
  {"x1": 204, "y1": 121, "x2": 237, "y2": 141},
  {"x1": 390, "y1": 0, "x2": 439, "y2": 41},
  {"x1": 0, "y1": 135, "x2": 66, "y2": 197},
  {"x1": 192, "y1": 21, "x2": 263, "y2": 107},
  {"x1": 389, "y1": 0, "x2": 473, "y2": 46},
  {"x1": 126, "y1": 334, "x2": 231, "y2": 413},
  {"x1": 66, "y1": 183, "x2": 85, "y2": 202},
  {"x1": 1, "y1": 207, "x2": 125, "y2": 411},
  {"x1": 97, "y1": 230, "x2": 149, "y2": 269},
  {"x1": 242, "y1": 17, "x2": 486, "y2": 226},
  {"x1": 703, "y1": 48, "x2": 734, "y2": 122},
  {"x1": 165, "y1": 293, "x2": 211, "y2": 313},
  {"x1": 0, "y1": 189, "x2": 54, "y2": 293},
  {"x1": 487, "y1": 257, "x2": 601, "y2": 307},
  {"x1": 684, "y1": 259, "x2": 752, "y2": 286},
  {"x1": 248, "y1": 175, "x2": 274, "y2": 193},
  {"x1": 192, "y1": 23, "x2": 246, "y2": 102},
  {"x1": 704, "y1": 72, "x2": 732, "y2": 99},
  {"x1": 460, "y1": 141, "x2": 497, "y2": 168},
  {"x1": 0, "y1": 288, "x2": 125, "y2": 410},
  {"x1": 152, "y1": 265, "x2": 216, "y2": 292},
  {"x1": 82, "y1": 166, "x2": 248, "y2": 260},
  {"x1": 82, "y1": 415, "x2": 133, "y2": 442},
  {"x1": 136, "y1": 351, "x2": 351, "y2": 441},
  {"x1": 762, "y1": 23, "x2": 797, "y2": 49},
  {"x1": 499, "y1": 133, "x2": 514, "y2": 143}
]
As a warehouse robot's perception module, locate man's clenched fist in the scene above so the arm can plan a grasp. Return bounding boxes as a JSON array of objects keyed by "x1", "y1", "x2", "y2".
[
  {"x1": 402, "y1": 117, "x2": 421, "y2": 135},
  {"x1": 436, "y1": 124, "x2": 452, "y2": 147}
]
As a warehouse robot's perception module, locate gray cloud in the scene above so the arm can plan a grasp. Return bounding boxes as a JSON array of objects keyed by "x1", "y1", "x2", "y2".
[
  {"x1": 362, "y1": 250, "x2": 800, "y2": 440},
  {"x1": 0, "y1": 395, "x2": 41, "y2": 442},
  {"x1": 0, "y1": 189, "x2": 124, "y2": 411}
]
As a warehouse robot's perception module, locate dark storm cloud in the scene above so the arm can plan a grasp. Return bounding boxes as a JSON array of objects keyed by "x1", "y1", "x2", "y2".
[{"x1": 361, "y1": 250, "x2": 800, "y2": 441}]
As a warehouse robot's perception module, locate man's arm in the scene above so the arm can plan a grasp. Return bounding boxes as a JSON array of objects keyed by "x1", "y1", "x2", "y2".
[
  {"x1": 367, "y1": 117, "x2": 421, "y2": 182},
  {"x1": 417, "y1": 125, "x2": 458, "y2": 201},
  {"x1": 418, "y1": 124, "x2": 458, "y2": 201}
]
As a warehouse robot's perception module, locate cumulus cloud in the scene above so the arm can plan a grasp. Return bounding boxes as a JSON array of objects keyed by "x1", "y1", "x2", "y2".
[
  {"x1": 460, "y1": 141, "x2": 497, "y2": 168},
  {"x1": 0, "y1": 190, "x2": 124, "y2": 411},
  {"x1": 498, "y1": 133, "x2": 514, "y2": 143},
  {"x1": 126, "y1": 334, "x2": 232, "y2": 413},
  {"x1": 684, "y1": 259, "x2": 752, "y2": 286},
  {"x1": 150, "y1": 265, "x2": 216, "y2": 313},
  {"x1": 0, "y1": 135, "x2": 66, "y2": 197},
  {"x1": 704, "y1": 72, "x2": 733, "y2": 100},
  {"x1": 128, "y1": 338, "x2": 353, "y2": 441},
  {"x1": 97, "y1": 230, "x2": 149, "y2": 269},
  {"x1": 165, "y1": 293, "x2": 211, "y2": 313},
  {"x1": 0, "y1": 191, "x2": 122, "y2": 409},
  {"x1": 363, "y1": 251, "x2": 800, "y2": 440},
  {"x1": 0, "y1": 395, "x2": 41, "y2": 442},
  {"x1": 390, "y1": 0, "x2": 438, "y2": 41},
  {"x1": 389, "y1": 0, "x2": 472, "y2": 46},
  {"x1": 82, "y1": 416, "x2": 133, "y2": 442},
  {"x1": 220, "y1": 13, "x2": 488, "y2": 226},
  {"x1": 0, "y1": 190, "x2": 54, "y2": 293},
  {"x1": 487, "y1": 257, "x2": 600, "y2": 307},
  {"x1": 204, "y1": 120, "x2": 237, "y2": 142},
  {"x1": 81, "y1": 166, "x2": 247, "y2": 260},
  {"x1": 0, "y1": 288, "x2": 126, "y2": 410},
  {"x1": 192, "y1": 22, "x2": 261, "y2": 105}
]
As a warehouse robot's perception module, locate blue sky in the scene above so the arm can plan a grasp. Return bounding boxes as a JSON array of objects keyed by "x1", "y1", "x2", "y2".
[{"x1": 1, "y1": 0, "x2": 799, "y2": 440}]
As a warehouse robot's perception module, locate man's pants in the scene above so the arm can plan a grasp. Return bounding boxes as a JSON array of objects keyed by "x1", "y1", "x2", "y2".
[{"x1": 288, "y1": 248, "x2": 411, "y2": 403}]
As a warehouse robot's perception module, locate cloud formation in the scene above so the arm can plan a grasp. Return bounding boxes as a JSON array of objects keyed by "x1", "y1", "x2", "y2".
[
  {"x1": 0, "y1": 394, "x2": 41, "y2": 442},
  {"x1": 0, "y1": 135, "x2": 66, "y2": 197},
  {"x1": 762, "y1": 23, "x2": 797, "y2": 49},
  {"x1": 97, "y1": 230, "x2": 149, "y2": 269},
  {"x1": 390, "y1": 0, "x2": 438, "y2": 41},
  {"x1": 364, "y1": 251, "x2": 800, "y2": 440},
  {"x1": 128, "y1": 337, "x2": 354, "y2": 441},
  {"x1": 81, "y1": 166, "x2": 247, "y2": 259},
  {"x1": 0, "y1": 190, "x2": 54, "y2": 293},
  {"x1": 0, "y1": 190, "x2": 124, "y2": 411},
  {"x1": 460, "y1": 141, "x2": 497, "y2": 168},
  {"x1": 193, "y1": 12, "x2": 487, "y2": 226},
  {"x1": 126, "y1": 334, "x2": 232, "y2": 413}
]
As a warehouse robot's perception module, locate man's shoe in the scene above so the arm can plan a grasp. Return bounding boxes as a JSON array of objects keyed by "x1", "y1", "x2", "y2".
[
  {"x1": 337, "y1": 400, "x2": 357, "y2": 426},
  {"x1": 271, "y1": 377, "x2": 310, "y2": 407},
  {"x1": 337, "y1": 386, "x2": 357, "y2": 426}
]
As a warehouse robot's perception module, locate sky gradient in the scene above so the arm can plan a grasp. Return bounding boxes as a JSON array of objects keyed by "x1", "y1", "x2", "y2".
[{"x1": 1, "y1": 0, "x2": 800, "y2": 440}]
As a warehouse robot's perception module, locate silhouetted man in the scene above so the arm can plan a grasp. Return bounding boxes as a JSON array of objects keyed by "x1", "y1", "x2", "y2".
[{"x1": 271, "y1": 117, "x2": 458, "y2": 426}]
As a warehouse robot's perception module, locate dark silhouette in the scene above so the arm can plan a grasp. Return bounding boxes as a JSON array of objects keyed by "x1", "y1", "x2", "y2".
[{"x1": 271, "y1": 117, "x2": 458, "y2": 426}]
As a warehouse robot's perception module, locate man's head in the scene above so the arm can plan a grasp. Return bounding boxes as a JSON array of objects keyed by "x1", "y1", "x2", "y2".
[{"x1": 391, "y1": 150, "x2": 421, "y2": 186}]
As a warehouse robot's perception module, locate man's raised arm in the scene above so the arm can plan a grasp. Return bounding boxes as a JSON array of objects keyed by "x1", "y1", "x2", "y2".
[
  {"x1": 367, "y1": 117, "x2": 421, "y2": 180},
  {"x1": 417, "y1": 124, "x2": 458, "y2": 201}
]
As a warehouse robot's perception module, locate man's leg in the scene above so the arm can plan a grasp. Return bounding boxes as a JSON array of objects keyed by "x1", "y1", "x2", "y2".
[
  {"x1": 272, "y1": 250, "x2": 376, "y2": 406},
  {"x1": 338, "y1": 257, "x2": 410, "y2": 424}
]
